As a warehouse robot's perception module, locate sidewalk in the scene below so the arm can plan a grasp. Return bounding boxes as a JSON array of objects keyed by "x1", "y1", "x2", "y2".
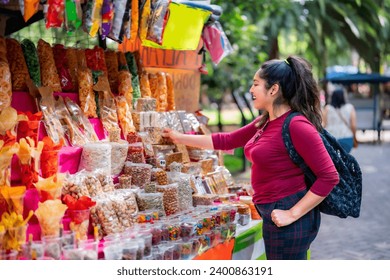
[{"x1": 232, "y1": 131, "x2": 390, "y2": 259}]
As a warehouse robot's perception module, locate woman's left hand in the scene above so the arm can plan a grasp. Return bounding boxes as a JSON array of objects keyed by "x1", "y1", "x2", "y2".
[{"x1": 270, "y1": 209, "x2": 296, "y2": 227}]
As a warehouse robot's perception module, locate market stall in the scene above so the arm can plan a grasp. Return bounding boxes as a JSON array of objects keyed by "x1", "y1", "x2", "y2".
[{"x1": 0, "y1": 0, "x2": 262, "y2": 261}]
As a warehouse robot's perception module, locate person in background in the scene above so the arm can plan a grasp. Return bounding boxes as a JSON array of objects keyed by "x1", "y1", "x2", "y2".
[
  {"x1": 162, "y1": 55, "x2": 339, "y2": 260},
  {"x1": 322, "y1": 88, "x2": 357, "y2": 153}
]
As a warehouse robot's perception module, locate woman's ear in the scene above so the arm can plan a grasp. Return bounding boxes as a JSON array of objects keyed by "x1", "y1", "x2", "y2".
[{"x1": 270, "y1": 84, "x2": 280, "y2": 96}]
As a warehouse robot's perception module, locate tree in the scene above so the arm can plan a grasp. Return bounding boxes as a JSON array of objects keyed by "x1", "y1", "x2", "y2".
[{"x1": 203, "y1": 0, "x2": 390, "y2": 101}]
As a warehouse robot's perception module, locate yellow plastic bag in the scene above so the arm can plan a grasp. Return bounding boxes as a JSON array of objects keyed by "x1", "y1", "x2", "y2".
[{"x1": 142, "y1": 2, "x2": 211, "y2": 50}]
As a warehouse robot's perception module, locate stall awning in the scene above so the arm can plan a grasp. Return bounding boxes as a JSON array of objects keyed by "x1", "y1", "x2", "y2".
[{"x1": 325, "y1": 73, "x2": 390, "y2": 84}]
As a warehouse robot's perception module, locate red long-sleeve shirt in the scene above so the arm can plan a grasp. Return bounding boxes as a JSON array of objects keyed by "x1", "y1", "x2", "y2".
[{"x1": 212, "y1": 111, "x2": 339, "y2": 204}]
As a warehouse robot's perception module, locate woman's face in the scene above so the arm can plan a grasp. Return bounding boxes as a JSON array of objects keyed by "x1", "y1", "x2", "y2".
[{"x1": 249, "y1": 73, "x2": 273, "y2": 110}]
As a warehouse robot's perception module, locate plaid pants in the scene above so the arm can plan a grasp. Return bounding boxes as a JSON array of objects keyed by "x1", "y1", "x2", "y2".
[{"x1": 255, "y1": 190, "x2": 321, "y2": 260}]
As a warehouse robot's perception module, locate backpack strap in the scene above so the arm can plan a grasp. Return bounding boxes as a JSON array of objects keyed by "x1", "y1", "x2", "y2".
[{"x1": 282, "y1": 111, "x2": 316, "y2": 185}]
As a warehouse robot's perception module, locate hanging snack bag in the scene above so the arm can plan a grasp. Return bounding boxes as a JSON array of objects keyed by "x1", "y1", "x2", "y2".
[
  {"x1": 78, "y1": 67, "x2": 98, "y2": 118},
  {"x1": 46, "y1": 0, "x2": 65, "y2": 28},
  {"x1": 0, "y1": 61, "x2": 12, "y2": 111},
  {"x1": 119, "y1": 0, "x2": 132, "y2": 40},
  {"x1": 88, "y1": 0, "x2": 103, "y2": 37},
  {"x1": 65, "y1": 0, "x2": 82, "y2": 33},
  {"x1": 125, "y1": 51, "x2": 139, "y2": 77},
  {"x1": 0, "y1": 36, "x2": 6, "y2": 61},
  {"x1": 24, "y1": 0, "x2": 40, "y2": 23},
  {"x1": 100, "y1": 0, "x2": 114, "y2": 39},
  {"x1": 131, "y1": 79, "x2": 141, "y2": 106},
  {"x1": 82, "y1": 0, "x2": 93, "y2": 33},
  {"x1": 108, "y1": 0, "x2": 127, "y2": 42},
  {"x1": 148, "y1": 72, "x2": 158, "y2": 97},
  {"x1": 66, "y1": 48, "x2": 79, "y2": 91},
  {"x1": 85, "y1": 46, "x2": 108, "y2": 75},
  {"x1": 129, "y1": 0, "x2": 139, "y2": 42},
  {"x1": 37, "y1": 39, "x2": 62, "y2": 92},
  {"x1": 6, "y1": 38, "x2": 29, "y2": 91},
  {"x1": 117, "y1": 70, "x2": 133, "y2": 107},
  {"x1": 202, "y1": 21, "x2": 234, "y2": 65},
  {"x1": 21, "y1": 39, "x2": 41, "y2": 87},
  {"x1": 98, "y1": 89, "x2": 120, "y2": 139},
  {"x1": 52, "y1": 44, "x2": 74, "y2": 92},
  {"x1": 156, "y1": 72, "x2": 167, "y2": 112},
  {"x1": 0, "y1": 38, "x2": 11, "y2": 111},
  {"x1": 139, "y1": 71, "x2": 152, "y2": 98},
  {"x1": 138, "y1": 0, "x2": 151, "y2": 41},
  {"x1": 166, "y1": 72, "x2": 175, "y2": 111},
  {"x1": 117, "y1": 51, "x2": 129, "y2": 71},
  {"x1": 18, "y1": 0, "x2": 25, "y2": 17},
  {"x1": 146, "y1": 0, "x2": 170, "y2": 45},
  {"x1": 125, "y1": 52, "x2": 141, "y2": 105},
  {"x1": 105, "y1": 50, "x2": 119, "y2": 94},
  {"x1": 115, "y1": 95, "x2": 136, "y2": 139}
]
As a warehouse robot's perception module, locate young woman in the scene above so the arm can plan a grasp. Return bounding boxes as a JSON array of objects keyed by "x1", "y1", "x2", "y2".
[
  {"x1": 322, "y1": 88, "x2": 357, "y2": 153},
  {"x1": 162, "y1": 55, "x2": 339, "y2": 260}
]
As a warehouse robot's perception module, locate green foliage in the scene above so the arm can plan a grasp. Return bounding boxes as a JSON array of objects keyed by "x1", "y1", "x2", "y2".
[
  {"x1": 202, "y1": 0, "x2": 390, "y2": 105},
  {"x1": 223, "y1": 148, "x2": 245, "y2": 174},
  {"x1": 10, "y1": 20, "x2": 118, "y2": 50}
]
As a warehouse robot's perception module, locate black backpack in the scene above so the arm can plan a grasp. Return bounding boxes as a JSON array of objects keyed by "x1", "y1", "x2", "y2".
[{"x1": 282, "y1": 111, "x2": 362, "y2": 218}]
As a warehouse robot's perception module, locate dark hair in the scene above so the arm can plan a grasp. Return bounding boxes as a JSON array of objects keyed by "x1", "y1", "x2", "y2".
[
  {"x1": 256, "y1": 55, "x2": 323, "y2": 132},
  {"x1": 331, "y1": 88, "x2": 346, "y2": 108}
]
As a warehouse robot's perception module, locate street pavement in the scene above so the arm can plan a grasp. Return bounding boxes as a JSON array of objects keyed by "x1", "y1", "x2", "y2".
[{"x1": 234, "y1": 130, "x2": 390, "y2": 260}]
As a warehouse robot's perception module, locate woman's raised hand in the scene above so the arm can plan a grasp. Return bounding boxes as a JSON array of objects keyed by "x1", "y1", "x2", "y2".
[{"x1": 162, "y1": 128, "x2": 181, "y2": 144}]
